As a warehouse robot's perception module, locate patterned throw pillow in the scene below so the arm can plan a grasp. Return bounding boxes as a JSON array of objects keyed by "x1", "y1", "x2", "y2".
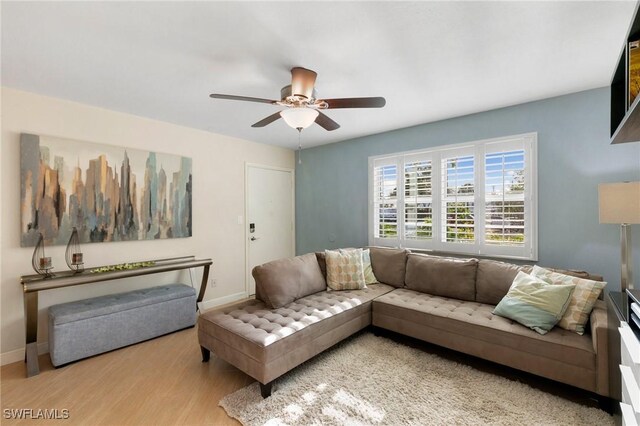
[
  {"x1": 362, "y1": 249, "x2": 378, "y2": 285},
  {"x1": 325, "y1": 249, "x2": 367, "y2": 291},
  {"x1": 493, "y1": 271, "x2": 575, "y2": 335},
  {"x1": 339, "y1": 248, "x2": 378, "y2": 285},
  {"x1": 531, "y1": 265, "x2": 606, "y2": 335}
]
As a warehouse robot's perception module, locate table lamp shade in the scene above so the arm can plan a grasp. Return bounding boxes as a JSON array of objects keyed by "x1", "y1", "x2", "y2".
[{"x1": 598, "y1": 182, "x2": 640, "y2": 224}]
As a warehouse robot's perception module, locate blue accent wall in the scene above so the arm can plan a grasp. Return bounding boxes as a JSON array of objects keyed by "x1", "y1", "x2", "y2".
[{"x1": 296, "y1": 88, "x2": 640, "y2": 291}]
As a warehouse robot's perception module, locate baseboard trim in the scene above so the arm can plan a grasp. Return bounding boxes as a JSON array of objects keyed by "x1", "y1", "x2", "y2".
[
  {"x1": 1, "y1": 342, "x2": 48, "y2": 366},
  {"x1": 198, "y1": 291, "x2": 248, "y2": 312}
]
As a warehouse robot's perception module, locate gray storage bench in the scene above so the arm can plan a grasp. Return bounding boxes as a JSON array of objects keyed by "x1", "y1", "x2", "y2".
[{"x1": 48, "y1": 283, "x2": 196, "y2": 367}]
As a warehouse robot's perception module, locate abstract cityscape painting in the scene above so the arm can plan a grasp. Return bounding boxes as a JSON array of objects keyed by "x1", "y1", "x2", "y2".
[{"x1": 20, "y1": 133, "x2": 192, "y2": 247}]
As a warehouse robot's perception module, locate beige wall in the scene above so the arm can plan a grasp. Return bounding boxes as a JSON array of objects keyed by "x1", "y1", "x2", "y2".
[{"x1": 0, "y1": 88, "x2": 294, "y2": 364}]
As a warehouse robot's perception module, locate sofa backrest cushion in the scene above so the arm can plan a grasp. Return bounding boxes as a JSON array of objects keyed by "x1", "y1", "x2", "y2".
[
  {"x1": 315, "y1": 251, "x2": 327, "y2": 278},
  {"x1": 405, "y1": 254, "x2": 478, "y2": 301},
  {"x1": 253, "y1": 253, "x2": 326, "y2": 309},
  {"x1": 476, "y1": 260, "x2": 532, "y2": 305},
  {"x1": 368, "y1": 246, "x2": 410, "y2": 287}
]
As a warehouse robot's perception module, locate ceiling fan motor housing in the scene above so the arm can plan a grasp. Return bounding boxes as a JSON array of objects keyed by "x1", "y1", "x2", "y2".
[
  {"x1": 280, "y1": 85, "x2": 321, "y2": 106},
  {"x1": 290, "y1": 67, "x2": 317, "y2": 98}
]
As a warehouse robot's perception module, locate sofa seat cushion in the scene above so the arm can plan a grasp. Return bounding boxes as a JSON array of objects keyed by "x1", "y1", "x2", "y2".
[
  {"x1": 373, "y1": 288, "x2": 595, "y2": 370},
  {"x1": 199, "y1": 283, "x2": 394, "y2": 364}
]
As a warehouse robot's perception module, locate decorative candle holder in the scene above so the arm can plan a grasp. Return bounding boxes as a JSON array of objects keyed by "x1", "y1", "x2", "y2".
[
  {"x1": 65, "y1": 227, "x2": 84, "y2": 273},
  {"x1": 31, "y1": 233, "x2": 54, "y2": 277}
]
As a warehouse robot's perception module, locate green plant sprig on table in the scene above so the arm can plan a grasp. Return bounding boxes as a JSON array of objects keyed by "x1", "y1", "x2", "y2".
[{"x1": 89, "y1": 261, "x2": 156, "y2": 274}]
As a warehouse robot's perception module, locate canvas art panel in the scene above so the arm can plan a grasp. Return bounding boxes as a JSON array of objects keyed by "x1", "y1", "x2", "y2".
[{"x1": 20, "y1": 133, "x2": 193, "y2": 247}]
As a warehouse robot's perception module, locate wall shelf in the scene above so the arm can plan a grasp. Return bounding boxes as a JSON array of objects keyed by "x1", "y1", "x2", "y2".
[
  {"x1": 612, "y1": 95, "x2": 640, "y2": 144},
  {"x1": 610, "y1": 1, "x2": 640, "y2": 144}
]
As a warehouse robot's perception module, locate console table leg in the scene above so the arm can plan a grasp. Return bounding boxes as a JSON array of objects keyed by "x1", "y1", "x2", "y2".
[
  {"x1": 197, "y1": 265, "x2": 210, "y2": 308},
  {"x1": 24, "y1": 291, "x2": 40, "y2": 377}
]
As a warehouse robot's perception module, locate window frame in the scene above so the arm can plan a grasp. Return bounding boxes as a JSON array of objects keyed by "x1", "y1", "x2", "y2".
[{"x1": 368, "y1": 132, "x2": 538, "y2": 261}]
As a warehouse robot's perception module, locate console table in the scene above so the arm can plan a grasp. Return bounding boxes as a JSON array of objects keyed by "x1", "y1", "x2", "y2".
[{"x1": 20, "y1": 255, "x2": 212, "y2": 377}]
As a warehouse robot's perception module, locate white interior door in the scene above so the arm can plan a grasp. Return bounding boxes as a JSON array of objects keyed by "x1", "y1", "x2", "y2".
[{"x1": 246, "y1": 164, "x2": 295, "y2": 296}]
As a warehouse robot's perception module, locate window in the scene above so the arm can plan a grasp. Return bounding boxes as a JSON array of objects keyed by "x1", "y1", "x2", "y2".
[
  {"x1": 369, "y1": 133, "x2": 537, "y2": 260},
  {"x1": 442, "y1": 153, "x2": 475, "y2": 244},
  {"x1": 404, "y1": 158, "x2": 432, "y2": 241},
  {"x1": 372, "y1": 162, "x2": 398, "y2": 238}
]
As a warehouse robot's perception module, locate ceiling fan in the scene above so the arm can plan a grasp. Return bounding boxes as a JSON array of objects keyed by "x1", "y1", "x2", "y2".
[{"x1": 210, "y1": 67, "x2": 386, "y2": 132}]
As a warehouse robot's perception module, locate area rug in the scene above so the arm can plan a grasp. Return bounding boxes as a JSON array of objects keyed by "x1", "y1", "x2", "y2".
[{"x1": 219, "y1": 333, "x2": 612, "y2": 425}]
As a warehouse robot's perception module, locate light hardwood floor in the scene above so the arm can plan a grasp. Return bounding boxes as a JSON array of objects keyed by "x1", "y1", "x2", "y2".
[
  {"x1": 1, "y1": 326, "x2": 250, "y2": 425},
  {"x1": 1, "y1": 323, "x2": 603, "y2": 425}
]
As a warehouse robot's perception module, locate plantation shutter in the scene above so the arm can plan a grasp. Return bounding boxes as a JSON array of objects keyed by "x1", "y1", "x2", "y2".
[
  {"x1": 371, "y1": 157, "x2": 400, "y2": 246},
  {"x1": 403, "y1": 154, "x2": 434, "y2": 248},
  {"x1": 481, "y1": 136, "x2": 535, "y2": 258},
  {"x1": 440, "y1": 148, "x2": 475, "y2": 245}
]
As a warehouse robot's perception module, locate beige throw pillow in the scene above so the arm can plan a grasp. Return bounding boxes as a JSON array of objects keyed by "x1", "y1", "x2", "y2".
[
  {"x1": 325, "y1": 249, "x2": 367, "y2": 291},
  {"x1": 531, "y1": 265, "x2": 606, "y2": 335},
  {"x1": 339, "y1": 248, "x2": 378, "y2": 285}
]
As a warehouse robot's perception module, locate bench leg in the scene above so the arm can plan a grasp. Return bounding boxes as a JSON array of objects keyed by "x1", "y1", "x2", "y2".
[
  {"x1": 200, "y1": 346, "x2": 210, "y2": 363},
  {"x1": 260, "y1": 381, "x2": 273, "y2": 398}
]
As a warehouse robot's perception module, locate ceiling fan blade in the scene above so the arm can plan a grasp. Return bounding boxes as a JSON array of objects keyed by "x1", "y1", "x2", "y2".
[
  {"x1": 315, "y1": 111, "x2": 340, "y2": 131},
  {"x1": 291, "y1": 67, "x2": 317, "y2": 99},
  {"x1": 210, "y1": 94, "x2": 277, "y2": 104},
  {"x1": 323, "y1": 97, "x2": 386, "y2": 109},
  {"x1": 251, "y1": 112, "x2": 282, "y2": 128}
]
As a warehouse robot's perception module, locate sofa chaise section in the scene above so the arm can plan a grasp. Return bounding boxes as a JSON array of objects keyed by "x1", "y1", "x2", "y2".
[{"x1": 198, "y1": 283, "x2": 393, "y2": 396}]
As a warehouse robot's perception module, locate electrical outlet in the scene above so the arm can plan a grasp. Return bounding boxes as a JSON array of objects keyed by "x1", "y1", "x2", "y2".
[{"x1": 209, "y1": 278, "x2": 217, "y2": 288}]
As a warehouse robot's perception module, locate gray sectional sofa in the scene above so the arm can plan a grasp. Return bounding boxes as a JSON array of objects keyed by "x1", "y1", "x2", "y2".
[{"x1": 198, "y1": 247, "x2": 608, "y2": 400}]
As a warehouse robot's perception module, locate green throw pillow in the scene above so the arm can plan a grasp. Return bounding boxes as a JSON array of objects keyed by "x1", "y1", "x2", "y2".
[
  {"x1": 361, "y1": 249, "x2": 378, "y2": 285},
  {"x1": 493, "y1": 271, "x2": 575, "y2": 335}
]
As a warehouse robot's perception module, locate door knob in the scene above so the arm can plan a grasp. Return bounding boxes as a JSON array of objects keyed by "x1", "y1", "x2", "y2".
[{"x1": 250, "y1": 236, "x2": 260, "y2": 241}]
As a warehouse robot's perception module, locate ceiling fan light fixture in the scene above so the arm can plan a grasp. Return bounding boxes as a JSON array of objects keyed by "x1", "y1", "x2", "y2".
[{"x1": 280, "y1": 108, "x2": 319, "y2": 130}]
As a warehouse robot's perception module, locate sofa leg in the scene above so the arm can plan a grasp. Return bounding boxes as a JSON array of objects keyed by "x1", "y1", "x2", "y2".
[
  {"x1": 200, "y1": 346, "x2": 210, "y2": 363},
  {"x1": 260, "y1": 381, "x2": 273, "y2": 398},
  {"x1": 596, "y1": 396, "x2": 614, "y2": 415},
  {"x1": 371, "y1": 325, "x2": 382, "y2": 337}
]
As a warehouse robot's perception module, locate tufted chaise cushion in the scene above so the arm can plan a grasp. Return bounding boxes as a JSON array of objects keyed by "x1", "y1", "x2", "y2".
[
  {"x1": 198, "y1": 283, "x2": 394, "y2": 382},
  {"x1": 373, "y1": 288, "x2": 595, "y2": 369}
]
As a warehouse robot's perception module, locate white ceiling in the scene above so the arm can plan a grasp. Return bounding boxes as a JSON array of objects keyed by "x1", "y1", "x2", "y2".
[{"x1": 1, "y1": 1, "x2": 637, "y2": 149}]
